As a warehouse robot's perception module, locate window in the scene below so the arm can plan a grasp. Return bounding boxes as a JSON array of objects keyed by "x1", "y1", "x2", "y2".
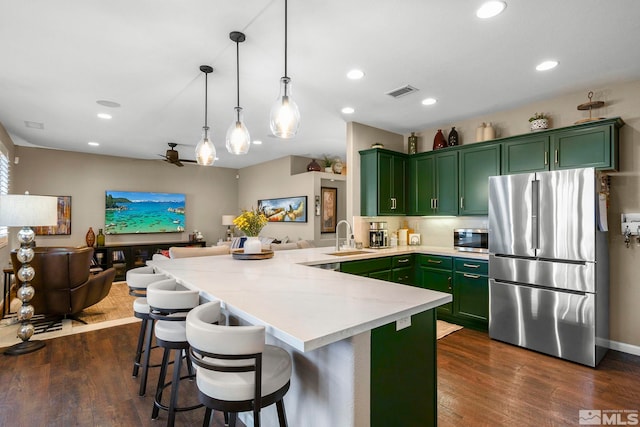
[{"x1": 0, "y1": 151, "x2": 9, "y2": 247}]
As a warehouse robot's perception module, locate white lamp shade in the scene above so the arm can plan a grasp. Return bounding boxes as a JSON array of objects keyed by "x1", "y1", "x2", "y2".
[
  {"x1": 222, "y1": 215, "x2": 236, "y2": 226},
  {"x1": 0, "y1": 194, "x2": 59, "y2": 226}
]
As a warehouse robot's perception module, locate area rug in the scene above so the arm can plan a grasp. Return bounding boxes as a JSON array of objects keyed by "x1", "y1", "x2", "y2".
[
  {"x1": 0, "y1": 281, "x2": 138, "y2": 349},
  {"x1": 437, "y1": 320, "x2": 463, "y2": 339}
]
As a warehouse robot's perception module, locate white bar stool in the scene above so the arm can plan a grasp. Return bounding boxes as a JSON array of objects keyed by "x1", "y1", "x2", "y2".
[
  {"x1": 126, "y1": 266, "x2": 168, "y2": 396},
  {"x1": 147, "y1": 278, "x2": 201, "y2": 427},
  {"x1": 186, "y1": 301, "x2": 292, "y2": 427}
]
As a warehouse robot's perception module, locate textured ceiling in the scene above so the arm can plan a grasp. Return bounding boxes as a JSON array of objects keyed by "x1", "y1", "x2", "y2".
[{"x1": 2, "y1": 0, "x2": 640, "y2": 169}]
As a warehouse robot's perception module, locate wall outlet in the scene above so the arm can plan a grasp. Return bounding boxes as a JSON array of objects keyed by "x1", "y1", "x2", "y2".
[{"x1": 396, "y1": 316, "x2": 411, "y2": 331}]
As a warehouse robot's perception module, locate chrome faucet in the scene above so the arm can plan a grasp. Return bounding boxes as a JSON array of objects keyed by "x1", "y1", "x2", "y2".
[{"x1": 335, "y1": 220, "x2": 353, "y2": 252}]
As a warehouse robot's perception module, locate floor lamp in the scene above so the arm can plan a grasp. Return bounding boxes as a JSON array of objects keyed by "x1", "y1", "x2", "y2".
[{"x1": 0, "y1": 192, "x2": 58, "y2": 355}]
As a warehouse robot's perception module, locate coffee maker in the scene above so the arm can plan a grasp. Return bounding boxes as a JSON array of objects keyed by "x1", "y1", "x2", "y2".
[{"x1": 369, "y1": 221, "x2": 389, "y2": 248}]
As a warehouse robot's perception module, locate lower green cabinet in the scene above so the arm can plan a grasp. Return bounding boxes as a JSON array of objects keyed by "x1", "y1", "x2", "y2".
[
  {"x1": 418, "y1": 254, "x2": 488, "y2": 331},
  {"x1": 371, "y1": 309, "x2": 436, "y2": 427}
]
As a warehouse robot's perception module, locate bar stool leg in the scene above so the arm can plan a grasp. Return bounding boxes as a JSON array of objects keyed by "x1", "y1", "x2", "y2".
[
  {"x1": 167, "y1": 348, "x2": 183, "y2": 427},
  {"x1": 152, "y1": 347, "x2": 171, "y2": 420},
  {"x1": 138, "y1": 318, "x2": 155, "y2": 396},
  {"x1": 132, "y1": 317, "x2": 148, "y2": 377}
]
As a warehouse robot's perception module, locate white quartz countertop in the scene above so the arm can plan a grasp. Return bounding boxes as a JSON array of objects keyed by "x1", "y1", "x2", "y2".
[{"x1": 149, "y1": 246, "x2": 478, "y2": 352}]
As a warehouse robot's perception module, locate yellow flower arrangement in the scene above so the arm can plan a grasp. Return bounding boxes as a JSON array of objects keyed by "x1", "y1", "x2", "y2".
[{"x1": 233, "y1": 208, "x2": 268, "y2": 237}]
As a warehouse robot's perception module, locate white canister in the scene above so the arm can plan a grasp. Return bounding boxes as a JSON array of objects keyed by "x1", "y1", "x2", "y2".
[
  {"x1": 398, "y1": 229, "x2": 408, "y2": 246},
  {"x1": 243, "y1": 236, "x2": 262, "y2": 254},
  {"x1": 476, "y1": 123, "x2": 485, "y2": 142},
  {"x1": 483, "y1": 122, "x2": 495, "y2": 140}
]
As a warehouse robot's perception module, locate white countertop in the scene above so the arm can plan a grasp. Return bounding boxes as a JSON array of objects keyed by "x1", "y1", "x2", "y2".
[{"x1": 149, "y1": 246, "x2": 479, "y2": 352}]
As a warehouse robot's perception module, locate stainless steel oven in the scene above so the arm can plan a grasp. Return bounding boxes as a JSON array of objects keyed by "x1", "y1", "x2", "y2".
[{"x1": 454, "y1": 228, "x2": 488, "y2": 253}]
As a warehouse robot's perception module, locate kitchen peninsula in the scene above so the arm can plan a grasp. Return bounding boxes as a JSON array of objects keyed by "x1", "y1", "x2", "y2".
[{"x1": 149, "y1": 246, "x2": 457, "y2": 427}]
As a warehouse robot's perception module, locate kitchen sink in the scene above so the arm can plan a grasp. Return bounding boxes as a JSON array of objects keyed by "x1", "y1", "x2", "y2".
[{"x1": 326, "y1": 250, "x2": 373, "y2": 256}]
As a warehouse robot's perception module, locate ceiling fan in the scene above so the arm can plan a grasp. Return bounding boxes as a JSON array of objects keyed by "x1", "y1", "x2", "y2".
[{"x1": 159, "y1": 143, "x2": 197, "y2": 167}]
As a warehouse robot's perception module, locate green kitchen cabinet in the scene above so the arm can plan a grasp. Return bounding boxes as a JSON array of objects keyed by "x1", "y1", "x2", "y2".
[
  {"x1": 452, "y1": 258, "x2": 488, "y2": 328},
  {"x1": 340, "y1": 256, "x2": 392, "y2": 280},
  {"x1": 458, "y1": 143, "x2": 501, "y2": 215},
  {"x1": 502, "y1": 133, "x2": 550, "y2": 174},
  {"x1": 551, "y1": 122, "x2": 618, "y2": 171},
  {"x1": 391, "y1": 254, "x2": 415, "y2": 286},
  {"x1": 409, "y1": 151, "x2": 458, "y2": 216},
  {"x1": 417, "y1": 254, "x2": 453, "y2": 316},
  {"x1": 502, "y1": 118, "x2": 623, "y2": 174},
  {"x1": 360, "y1": 148, "x2": 407, "y2": 216}
]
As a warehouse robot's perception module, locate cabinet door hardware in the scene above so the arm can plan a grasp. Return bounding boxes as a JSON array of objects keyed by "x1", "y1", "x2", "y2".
[
  {"x1": 397, "y1": 258, "x2": 410, "y2": 263},
  {"x1": 427, "y1": 259, "x2": 442, "y2": 264},
  {"x1": 463, "y1": 273, "x2": 481, "y2": 279},
  {"x1": 460, "y1": 197, "x2": 464, "y2": 210},
  {"x1": 463, "y1": 263, "x2": 480, "y2": 269},
  {"x1": 555, "y1": 149, "x2": 559, "y2": 164},
  {"x1": 544, "y1": 151, "x2": 548, "y2": 165},
  {"x1": 447, "y1": 276, "x2": 452, "y2": 291}
]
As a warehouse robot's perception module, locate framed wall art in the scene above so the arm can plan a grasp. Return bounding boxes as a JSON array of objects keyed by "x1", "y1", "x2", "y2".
[
  {"x1": 321, "y1": 187, "x2": 337, "y2": 233},
  {"x1": 258, "y1": 196, "x2": 307, "y2": 222},
  {"x1": 34, "y1": 195, "x2": 72, "y2": 235}
]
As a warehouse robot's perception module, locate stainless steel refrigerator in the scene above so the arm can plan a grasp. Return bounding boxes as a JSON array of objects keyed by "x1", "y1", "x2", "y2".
[{"x1": 488, "y1": 167, "x2": 609, "y2": 367}]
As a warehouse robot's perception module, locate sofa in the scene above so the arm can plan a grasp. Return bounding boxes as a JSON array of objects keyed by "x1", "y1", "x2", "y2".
[{"x1": 10, "y1": 246, "x2": 116, "y2": 317}]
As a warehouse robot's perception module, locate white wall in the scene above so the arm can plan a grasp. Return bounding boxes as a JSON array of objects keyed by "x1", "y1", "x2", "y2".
[
  {"x1": 7, "y1": 146, "x2": 239, "y2": 251},
  {"x1": 237, "y1": 155, "x2": 346, "y2": 246}
]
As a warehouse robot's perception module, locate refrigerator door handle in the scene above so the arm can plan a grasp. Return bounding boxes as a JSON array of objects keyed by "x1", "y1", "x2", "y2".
[{"x1": 531, "y1": 179, "x2": 539, "y2": 250}]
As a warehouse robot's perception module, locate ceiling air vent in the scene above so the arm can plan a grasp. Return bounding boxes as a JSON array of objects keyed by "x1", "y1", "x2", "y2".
[{"x1": 385, "y1": 85, "x2": 419, "y2": 98}]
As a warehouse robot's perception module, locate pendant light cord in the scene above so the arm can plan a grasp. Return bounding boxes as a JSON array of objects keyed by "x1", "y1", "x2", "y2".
[
  {"x1": 204, "y1": 71, "x2": 208, "y2": 129},
  {"x1": 236, "y1": 39, "x2": 240, "y2": 108},
  {"x1": 284, "y1": 0, "x2": 288, "y2": 78}
]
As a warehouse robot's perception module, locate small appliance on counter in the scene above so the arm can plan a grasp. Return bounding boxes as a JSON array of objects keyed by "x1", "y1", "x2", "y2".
[
  {"x1": 453, "y1": 229, "x2": 488, "y2": 253},
  {"x1": 369, "y1": 221, "x2": 389, "y2": 248}
]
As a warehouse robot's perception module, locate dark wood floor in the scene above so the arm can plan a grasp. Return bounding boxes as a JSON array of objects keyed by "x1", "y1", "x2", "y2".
[{"x1": 1, "y1": 323, "x2": 639, "y2": 426}]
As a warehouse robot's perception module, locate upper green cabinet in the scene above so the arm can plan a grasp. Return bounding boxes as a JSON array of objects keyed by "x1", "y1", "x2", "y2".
[
  {"x1": 360, "y1": 149, "x2": 407, "y2": 216},
  {"x1": 458, "y1": 143, "x2": 501, "y2": 215},
  {"x1": 502, "y1": 118, "x2": 623, "y2": 174},
  {"x1": 409, "y1": 151, "x2": 458, "y2": 216}
]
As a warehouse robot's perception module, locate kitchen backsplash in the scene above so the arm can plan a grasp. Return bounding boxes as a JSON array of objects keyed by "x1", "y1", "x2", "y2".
[{"x1": 353, "y1": 216, "x2": 488, "y2": 248}]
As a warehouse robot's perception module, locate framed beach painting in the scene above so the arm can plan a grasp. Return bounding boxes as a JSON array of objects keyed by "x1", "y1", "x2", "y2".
[
  {"x1": 258, "y1": 196, "x2": 307, "y2": 222},
  {"x1": 321, "y1": 187, "x2": 337, "y2": 233},
  {"x1": 34, "y1": 195, "x2": 72, "y2": 235}
]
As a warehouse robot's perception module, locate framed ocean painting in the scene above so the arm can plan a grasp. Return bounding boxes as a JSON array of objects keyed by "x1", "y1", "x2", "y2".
[{"x1": 258, "y1": 196, "x2": 307, "y2": 222}]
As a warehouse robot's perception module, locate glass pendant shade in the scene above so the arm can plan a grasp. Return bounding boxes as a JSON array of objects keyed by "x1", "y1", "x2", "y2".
[
  {"x1": 270, "y1": 77, "x2": 300, "y2": 139},
  {"x1": 226, "y1": 107, "x2": 251, "y2": 155},
  {"x1": 195, "y1": 126, "x2": 216, "y2": 166}
]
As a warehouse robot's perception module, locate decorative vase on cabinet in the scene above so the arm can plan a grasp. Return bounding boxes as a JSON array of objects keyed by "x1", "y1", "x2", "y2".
[
  {"x1": 433, "y1": 129, "x2": 447, "y2": 150},
  {"x1": 85, "y1": 227, "x2": 95, "y2": 247},
  {"x1": 408, "y1": 132, "x2": 418, "y2": 154},
  {"x1": 307, "y1": 159, "x2": 321, "y2": 172},
  {"x1": 96, "y1": 228, "x2": 105, "y2": 246},
  {"x1": 448, "y1": 127, "x2": 459, "y2": 146}
]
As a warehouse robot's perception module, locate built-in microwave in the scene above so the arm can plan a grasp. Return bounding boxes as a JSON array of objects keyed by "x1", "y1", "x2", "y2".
[{"x1": 454, "y1": 229, "x2": 488, "y2": 253}]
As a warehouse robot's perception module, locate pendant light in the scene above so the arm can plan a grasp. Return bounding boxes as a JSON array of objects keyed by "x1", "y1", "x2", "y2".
[
  {"x1": 269, "y1": 0, "x2": 300, "y2": 139},
  {"x1": 195, "y1": 65, "x2": 216, "y2": 166},
  {"x1": 226, "y1": 31, "x2": 251, "y2": 155}
]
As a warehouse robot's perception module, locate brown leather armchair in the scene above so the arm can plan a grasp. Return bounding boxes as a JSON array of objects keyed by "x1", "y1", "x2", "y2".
[{"x1": 11, "y1": 246, "x2": 116, "y2": 317}]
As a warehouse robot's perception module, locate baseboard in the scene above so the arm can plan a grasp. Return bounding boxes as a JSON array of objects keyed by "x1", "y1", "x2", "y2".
[{"x1": 607, "y1": 339, "x2": 640, "y2": 357}]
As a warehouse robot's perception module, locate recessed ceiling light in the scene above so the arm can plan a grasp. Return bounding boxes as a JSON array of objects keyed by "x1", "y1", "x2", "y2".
[
  {"x1": 341, "y1": 107, "x2": 355, "y2": 114},
  {"x1": 536, "y1": 60, "x2": 558, "y2": 71},
  {"x1": 476, "y1": 1, "x2": 507, "y2": 19},
  {"x1": 253, "y1": 140, "x2": 263, "y2": 145},
  {"x1": 347, "y1": 69, "x2": 365, "y2": 80},
  {"x1": 88, "y1": 141, "x2": 100, "y2": 146},
  {"x1": 421, "y1": 97, "x2": 437, "y2": 106},
  {"x1": 96, "y1": 100, "x2": 121, "y2": 108},
  {"x1": 97, "y1": 113, "x2": 112, "y2": 120}
]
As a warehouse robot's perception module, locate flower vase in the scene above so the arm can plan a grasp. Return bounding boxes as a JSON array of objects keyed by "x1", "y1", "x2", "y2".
[
  {"x1": 86, "y1": 227, "x2": 95, "y2": 247},
  {"x1": 433, "y1": 129, "x2": 447, "y2": 150},
  {"x1": 244, "y1": 236, "x2": 262, "y2": 254}
]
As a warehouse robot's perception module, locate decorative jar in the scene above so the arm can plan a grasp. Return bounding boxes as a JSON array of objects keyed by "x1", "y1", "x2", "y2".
[
  {"x1": 96, "y1": 228, "x2": 105, "y2": 246},
  {"x1": 447, "y1": 127, "x2": 459, "y2": 146},
  {"x1": 530, "y1": 118, "x2": 549, "y2": 132},
  {"x1": 433, "y1": 129, "x2": 447, "y2": 150},
  {"x1": 408, "y1": 132, "x2": 418, "y2": 154}
]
